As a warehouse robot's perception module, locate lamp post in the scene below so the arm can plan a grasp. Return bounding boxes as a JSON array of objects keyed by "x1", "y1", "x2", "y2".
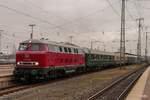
[
  {"x1": 29, "y1": 24, "x2": 36, "y2": 39},
  {"x1": 69, "y1": 35, "x2": 74, "y2": 44}
]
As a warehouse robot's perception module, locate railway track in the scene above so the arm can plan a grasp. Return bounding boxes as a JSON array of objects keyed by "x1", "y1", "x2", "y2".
[
  {"x1": 0, "y1": 72, "x2": 89, "y2": 96},
  {"x1": 0, "y1": 75, "x2": 15, "y2": 90},
  {"x1": 0, "y1": 67, "x2": 127, "y2": 96},
  {"x1": 0, "y1": 76, "x2": 75, "y2": 96},
  {"x1": 0, "y1": 83, "x2": 37, "y2": 96},
  {"x1": 0, "y1": 75, "x2": 13, "y2": 79},
  {"x1": 0, "y1": 65, "x2": 146, "y2": 97},
  {"x1": 0, "y1": 75, "x2": 14, "y2": 83},
  {"x1": 87, "y1": 66, "x2": 147, "y2": 100}
]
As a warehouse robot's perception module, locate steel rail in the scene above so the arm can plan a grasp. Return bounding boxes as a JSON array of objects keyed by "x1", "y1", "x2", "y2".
[
  {"x1": 0, "y1": 75, "x2": 13, "y2": 79},
  {"x1": 87, "y1": 66, "x2": 147, "y2": 100},
  {"x1": 117, "y1": 69, "x2": 144, "y2": 100}
]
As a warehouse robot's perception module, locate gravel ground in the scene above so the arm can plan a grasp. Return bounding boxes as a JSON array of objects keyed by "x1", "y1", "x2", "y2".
[
  {"x1": 0, "y1": 64, "x2": 142, "y2": 100},
  {"x1": 0, "y1": 64, "x2": 14, "y2": 77}
]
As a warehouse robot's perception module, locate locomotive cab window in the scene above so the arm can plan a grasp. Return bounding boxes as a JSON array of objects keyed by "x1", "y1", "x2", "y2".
[{"x1": 19, "y1": 43, "x2": 47, "y2": 51}]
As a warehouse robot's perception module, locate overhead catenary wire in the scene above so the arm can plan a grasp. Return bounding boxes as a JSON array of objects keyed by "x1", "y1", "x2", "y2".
[
  {"x1": 0, "y1": 0, "x2": 146, "y2": 45},
  {"x1": 0, "y1": 0, "x2": 121, "y2": 35},
  {"x1": 25, "y1": 0, "x2": 121, "y2": 26},
  {"x1": 0, "y1": 0, "x2": 123, "y2": 36},
  {"x1": 22, "y1": 0, "x2": 93, "y2": 33},
  {"x1": 22, "y1": 0, "x2": 74, "y2": 25},
  {"x1": 134, "y1": 1, "x2": 142, "y2": 18},
  {"x1": 0, "y1": 4, "x2": 78, "y2": 34},
  {"x1": 105, "y1": 0, "x2": 120, "y2": 17},
  {"x1": 126, "y1": 2, "x2": 136, "y2": 22}
]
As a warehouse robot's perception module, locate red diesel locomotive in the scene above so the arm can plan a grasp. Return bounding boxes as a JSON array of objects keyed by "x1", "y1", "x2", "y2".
[{"x1": 14, "y1": 39, "x2": 85, "y2": 80}]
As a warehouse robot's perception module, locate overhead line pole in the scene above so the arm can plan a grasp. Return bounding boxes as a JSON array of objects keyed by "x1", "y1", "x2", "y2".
[
  {"x1": 29, "y1": 24, "x2": 36, "y2": 39},
  {"x1": 120, "y1": 0, "x2": 126, "y2": 69},
  {"x1": 145, "y1": 26, "x2": 149, "y2": 63},
  {"x1": 136, "y1": 18, "x2": 144, "y2": 63},
  {"x1": 145, "y1": 31, "x2": 148, "y2": 62},
  {"x1": 0, "y1": 30, "x2": 4, "y2": 53},
  {"x1": 69, "y1": 35, "x2": 73, "y2": 44}
]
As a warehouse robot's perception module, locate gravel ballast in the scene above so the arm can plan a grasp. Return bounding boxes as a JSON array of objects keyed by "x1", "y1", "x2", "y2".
[{"x1": 0, "y1": 65, "x2": 142, "y2": 100}]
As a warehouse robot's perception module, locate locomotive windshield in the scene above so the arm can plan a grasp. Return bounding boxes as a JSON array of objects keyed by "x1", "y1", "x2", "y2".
[{"x1": 19, "y1": 43, "x2": 47, "y2": 51}]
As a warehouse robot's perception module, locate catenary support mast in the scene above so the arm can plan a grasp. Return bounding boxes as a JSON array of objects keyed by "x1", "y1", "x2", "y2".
[
  {"x1": 136, "y1": 18, "x2": 144, "y2": 63},
  {"x1": 120, "y1": 0, "x2": 126, "y2": 68}
]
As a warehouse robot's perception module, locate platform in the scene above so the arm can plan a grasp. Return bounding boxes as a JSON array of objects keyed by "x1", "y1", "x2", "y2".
[{"x1": 126, "y1": 66, "x2": 150, "y2": 100}]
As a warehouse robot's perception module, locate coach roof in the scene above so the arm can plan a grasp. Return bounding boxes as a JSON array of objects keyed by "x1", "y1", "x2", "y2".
[{"x1": 89, "y1": 49, "x2": 115, "y2": 56}]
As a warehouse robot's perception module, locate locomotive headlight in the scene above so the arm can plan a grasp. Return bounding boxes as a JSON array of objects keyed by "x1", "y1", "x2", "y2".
[
  {"x1": 35, "y1": 62, "x2": 39, "y2": 66},
  {"x1": 17, "y1": 62, "x2": 21, "y2": 65}
]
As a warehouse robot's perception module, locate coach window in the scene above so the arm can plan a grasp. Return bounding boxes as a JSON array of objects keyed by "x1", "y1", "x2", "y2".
[
  {"x1": 64, "y1": 47, "x2": 68, "y2": 53},
  {"x1": 54, "y1": 46, "x2": 59, "y2": 52},
  {"x1": 59, "y1": 47, "x2": 63, "y2": 52},
  {"x1": 102, "y1": 55, "x2": 105, "y2": 59},
  {"x1": 78, "y1": 49, "x2": 81, "y2": 54},
  {"x1": 112, "y1": 56, "x2": 114, "y2": 60},
  {"x1": 103, "y1": 55, "x2": 106, "y2": 59},
  {"x1": 100, "y1": 55, "x2": 102, "y2": 59},
  {"x1": 74, "y1": 48, "x2": 76, "y2": 53},
  {"x1": 76, "y1": 49, "x2": 78, "y2": 54},
  {"x1": 106, "y1": 56, "x2": 108, "y2": 59},
  {"x1": 97, "y1": 55, "x2": 99, "y2": 59},
  {"x1": 92, "y1": 54, "x2": 95, "y2": 59},
  {"x1": 95, "y1": 55, "x2": 98, "y2": 59},
  {"x1": 71, "y1": 48, "x2": 74, "y2": 53},
  {"x1": 68, "y1": 48, "x2": 72, "y2": 53},
  {"x1": 109, "y1": 56, "x2": 112, "y2": 60},
  {"x1": 109, "y1": 56, "x2": 111, "y2": 60},
  {"x1": 107, "y1": 56, "x2": 109, "y2": 59},
  {"x1": 99, "y1": 55, "x2": 101, "y2": 59}
]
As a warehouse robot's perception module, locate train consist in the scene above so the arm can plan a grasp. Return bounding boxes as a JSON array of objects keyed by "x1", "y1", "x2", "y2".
[{"x1": 14, "y1": 39, "x2": 141, "y2": 81}]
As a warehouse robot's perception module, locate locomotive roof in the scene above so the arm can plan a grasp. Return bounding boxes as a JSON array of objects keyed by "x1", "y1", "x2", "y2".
[{"x1": 20, "y1": 39, "x2": 81, "y2": 48}]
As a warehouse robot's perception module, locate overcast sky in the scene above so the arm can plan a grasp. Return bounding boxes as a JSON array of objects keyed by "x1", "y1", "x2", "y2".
[{"x1": 0, "y1": 0, "x2": 150, "y2": 55}]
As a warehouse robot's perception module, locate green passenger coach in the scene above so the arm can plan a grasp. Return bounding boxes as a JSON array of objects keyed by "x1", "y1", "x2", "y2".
[{"x1": 85, "y1": 50, "x2": 116, "y2": 69}]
